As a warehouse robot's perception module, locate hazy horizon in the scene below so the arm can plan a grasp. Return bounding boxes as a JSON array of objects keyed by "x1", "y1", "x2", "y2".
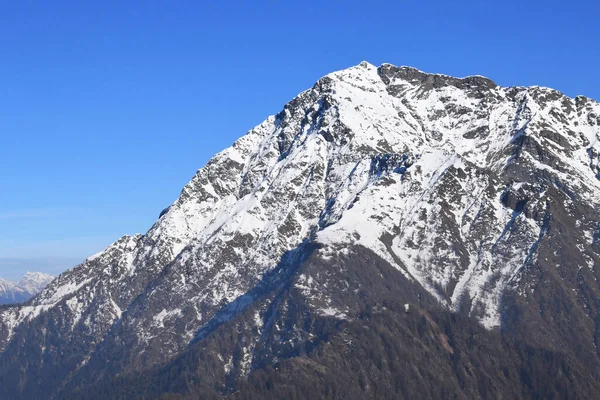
[{"x1": 0, "y1": 257, "x2": 85, "y2": 281}]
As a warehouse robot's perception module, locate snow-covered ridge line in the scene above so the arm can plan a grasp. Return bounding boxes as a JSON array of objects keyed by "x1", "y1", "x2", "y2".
[{"x1": 378, "y1": 62, "x2": 497, "y2": 84}]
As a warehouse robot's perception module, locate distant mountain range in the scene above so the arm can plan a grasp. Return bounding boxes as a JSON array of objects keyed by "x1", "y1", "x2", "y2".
[
  {"x1": 0, "y1": 62, "x2": 599, "y2": 399},
  {"x1": 0, "y1": 272, "x2": 55, "y2": 304}
]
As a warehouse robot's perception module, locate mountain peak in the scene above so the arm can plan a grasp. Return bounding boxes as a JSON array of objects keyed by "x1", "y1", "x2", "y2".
[
  {"x1": 0, "y1": 272, "x2": 54, "y2": 305},
  {"x1": 0, "y1": 62, "x2": 599, "y2": 398},
  {"x1": 17, "y1": 271, "x2": 55, "y2": 289},
  {"x1": 358, "y1": 60, "x2": 375, "y2": 68}
]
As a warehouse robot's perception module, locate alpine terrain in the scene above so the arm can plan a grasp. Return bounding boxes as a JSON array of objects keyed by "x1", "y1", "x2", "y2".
[
  {"x1": 1, "y1": 62, "x2": 599, "y2": 399},
  {"x1": 0, "y1": 272, "x2": 55, "y2": 305}
]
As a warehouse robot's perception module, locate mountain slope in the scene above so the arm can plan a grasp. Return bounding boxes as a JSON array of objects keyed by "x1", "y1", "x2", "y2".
[
  {"x1": 66, "y1": 246, "x2": 600, "y2": 400},
  {"x1": 0, "y1": 272, "x2": 54, "y2": 305},
  {"x1": 0, "y1": 62, "x2": 599, "y2": 399}
]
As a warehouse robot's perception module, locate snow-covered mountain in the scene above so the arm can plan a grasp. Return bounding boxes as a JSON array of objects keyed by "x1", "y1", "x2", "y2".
[
  {"x1": 1, "y1": 62, "x2": 599, "y2": 399},
  {"x1": 0, "y1": 272, "x2": 55, "y2": 305}
]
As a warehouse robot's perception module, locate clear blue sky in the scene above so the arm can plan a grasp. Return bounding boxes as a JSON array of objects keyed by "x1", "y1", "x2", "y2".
[{"x1": 1, "y1": 1, "x2": 598, "y2": 280}]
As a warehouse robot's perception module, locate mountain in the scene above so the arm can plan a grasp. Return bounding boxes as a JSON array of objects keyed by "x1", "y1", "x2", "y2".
[
  {"x1": 0, "y1": 272, "x2": 55, "y2": 305},
  {"x1": 0, "y1": 61, "x2": 599, "y2": 399}
]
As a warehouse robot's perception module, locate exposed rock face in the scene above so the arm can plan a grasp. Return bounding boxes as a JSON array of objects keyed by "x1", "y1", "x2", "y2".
[
  {"x1": 0, "y1": 62, "x2": 599, "y2": 399},
  {"x1": 0, "y1": 272, "x2": 54, "y2": 305}
]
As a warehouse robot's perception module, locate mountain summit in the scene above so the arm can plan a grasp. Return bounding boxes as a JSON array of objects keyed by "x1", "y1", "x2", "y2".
[
  {"x1": 1, "y1": 62, "x2": 599, "y2": 399},
  {"x1": 0, "y1": 272, "x2": 54, "y2": 305}
]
